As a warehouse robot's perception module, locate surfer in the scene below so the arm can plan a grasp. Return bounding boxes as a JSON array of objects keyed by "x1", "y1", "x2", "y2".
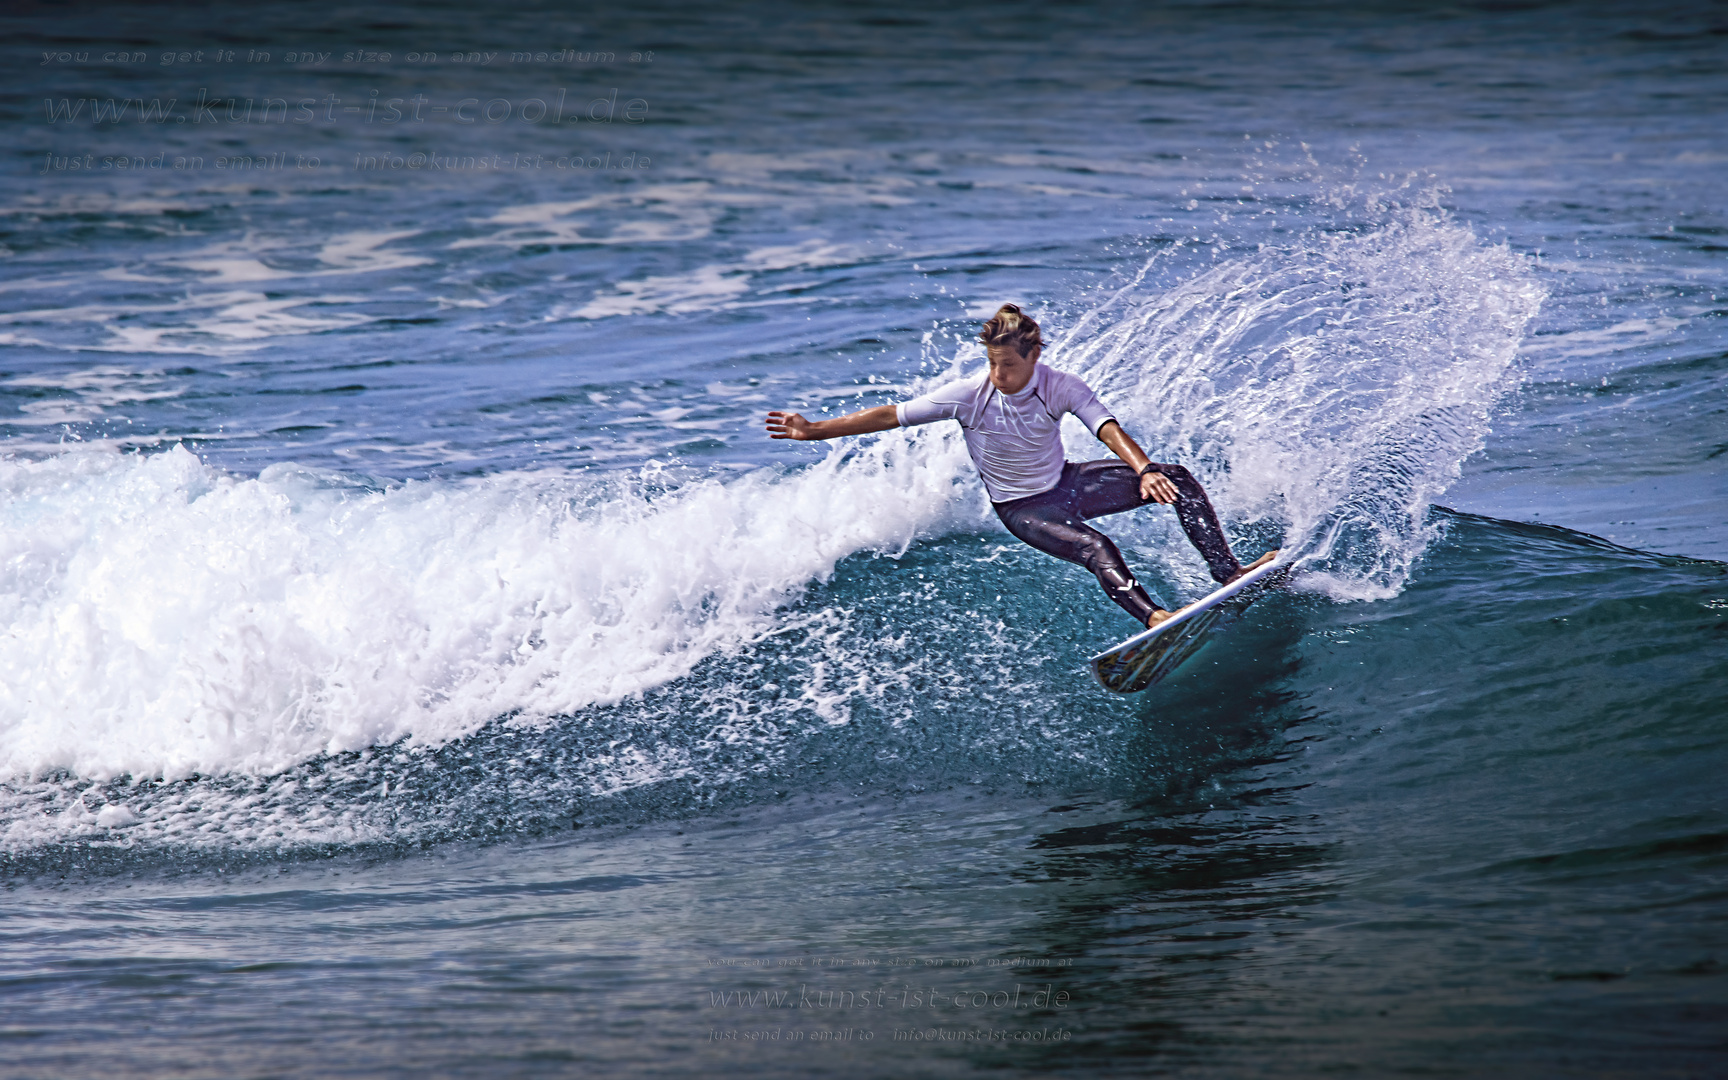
[{"x1": 766, "y1": 303, "x2": 1275, "y2": 628}]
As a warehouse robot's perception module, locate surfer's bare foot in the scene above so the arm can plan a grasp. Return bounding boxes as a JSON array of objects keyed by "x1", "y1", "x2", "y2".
[
  {"x1": 1146, "y1": 608, "x2": 1174, "y2": 629},
  {"x1": 1225, "y1": 549, "x2": 1280, "y2": 585}
]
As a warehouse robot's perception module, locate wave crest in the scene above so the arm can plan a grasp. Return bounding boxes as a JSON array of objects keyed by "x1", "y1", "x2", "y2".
[{"x1": 0, "y1": 436, "x2": 975, "y2": 783}]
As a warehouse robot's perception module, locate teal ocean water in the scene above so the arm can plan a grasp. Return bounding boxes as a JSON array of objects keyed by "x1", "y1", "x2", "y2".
[{"x1": 2, "y1": 2, "x2": 1725, "y2": 1076}]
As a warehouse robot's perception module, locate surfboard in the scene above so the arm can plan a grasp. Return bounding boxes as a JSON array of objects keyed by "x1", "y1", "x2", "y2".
[{"x1": 1088, "y1": 557, "x2": 1292, "y2": 694}]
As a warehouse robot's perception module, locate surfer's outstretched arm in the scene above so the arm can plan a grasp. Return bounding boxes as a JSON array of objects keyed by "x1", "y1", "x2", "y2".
[{"x1": 766, "y1": 405, "x2": 898, "y2": 441}]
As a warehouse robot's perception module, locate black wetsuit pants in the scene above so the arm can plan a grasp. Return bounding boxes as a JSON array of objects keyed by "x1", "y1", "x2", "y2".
[{"x1": 992, "y1": 460, "x2": 1242, "y2": 626}]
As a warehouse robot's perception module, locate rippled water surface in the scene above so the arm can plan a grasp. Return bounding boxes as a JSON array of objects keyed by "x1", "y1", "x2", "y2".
[{"x1": 2, "y1": 2, "x2": 1726, "y2": 1076}]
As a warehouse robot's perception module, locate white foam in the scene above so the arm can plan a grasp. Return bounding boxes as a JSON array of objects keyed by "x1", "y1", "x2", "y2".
[
  {"x1": 1517, "y1": 315, "x2": 1687, "y2": 368},
  {"x1": 456, "y1": 168, "x2": 914, "y2": 254},
  {"x1": 4, "y1": 366, "x2": 184, "y2": 426},
  {"x1": 739, "y1": 239, "x2": 866, "y2": 271},
  {"x1": 0, "y1": 194, "x2": 202, "y2": 217},
  {"x1": 0, "y1": 290, "x2": 378, "y2": 355},
  {"x1": 171, "y1": 258, "x2": 283, "y2": 283},
  {"x1": 164, "y1": 230, "x2": 432, "y2": 283},
  {"x1": 315, "y1": 230, "x2": 431, "y2": 274},
  {"x1": 560, "y1": 239, "x2": 871, "y2": 319},
  {"x1": 451, "y1": 185, "x2": 722, "y2": 250},
  {"x1": 162, "y1": 292, "x2": 374, "y2": 344},
  {"x1": 564, "y1": 264, "x2": 753, "y2": 319},
  {"x1": 0, "y1": 273, "x2": 88, "y2": 295},
  {"x1": 0, "y1": 435, "x2": 978, "y2": 785},
  {"x1": 701, "y1": 152, "x2": 917, "y2": 205}
]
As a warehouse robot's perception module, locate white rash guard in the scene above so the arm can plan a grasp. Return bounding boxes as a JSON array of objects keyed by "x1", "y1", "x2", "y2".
[{"x1": 895, "y1": 364, "x2": 1117, "y2": 502}]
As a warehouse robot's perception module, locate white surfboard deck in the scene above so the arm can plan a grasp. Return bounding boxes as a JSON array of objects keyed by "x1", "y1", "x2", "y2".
[{"x1": 1088, "y1": 557, "x2": 1292, "y2": 694}]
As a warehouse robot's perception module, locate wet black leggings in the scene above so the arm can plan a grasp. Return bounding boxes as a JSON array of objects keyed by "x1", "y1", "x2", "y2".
[{"x1": 993, "y1": 460, "x2": 1242, "y2": 625}]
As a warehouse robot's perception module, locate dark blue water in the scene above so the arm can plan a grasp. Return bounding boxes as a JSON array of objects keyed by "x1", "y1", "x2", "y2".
[{"x1": 2, "y1": 2, "x2": 1725, "y2": 1076}]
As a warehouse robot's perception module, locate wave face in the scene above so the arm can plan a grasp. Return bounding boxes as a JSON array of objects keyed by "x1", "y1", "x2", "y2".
[{"x1": 0, "y1": 195, "x2": 1555, "y2": 856}]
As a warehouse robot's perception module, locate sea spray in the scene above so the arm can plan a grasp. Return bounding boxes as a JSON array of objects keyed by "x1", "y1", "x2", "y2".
[{"x1": 1056, "y1": 194, "x2": 1545, "y2": 599}]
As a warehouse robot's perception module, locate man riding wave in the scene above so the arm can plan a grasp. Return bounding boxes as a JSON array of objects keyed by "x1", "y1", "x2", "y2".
[{"x1": 767, "y1": 303, "x2": 1276, "y2": 628}]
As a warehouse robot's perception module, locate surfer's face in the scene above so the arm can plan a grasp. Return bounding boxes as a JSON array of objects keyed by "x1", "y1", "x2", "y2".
[{"x1": 986, "y1": 343, "x2": 1040, "y2": 394}]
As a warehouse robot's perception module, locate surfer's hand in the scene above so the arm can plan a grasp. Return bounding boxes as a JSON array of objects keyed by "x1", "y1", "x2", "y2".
[
  {"x1": 766, "y1": 411, "x2": 814, "y2": 440},
  {"x1": 1140, "y1": 470, "x2": 1178, "y2": 504}
]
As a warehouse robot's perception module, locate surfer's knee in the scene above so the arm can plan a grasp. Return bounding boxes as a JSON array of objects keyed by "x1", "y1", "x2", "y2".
[{"x1": 1159, "y1": 463, "x2": 1214, "y2": 507}]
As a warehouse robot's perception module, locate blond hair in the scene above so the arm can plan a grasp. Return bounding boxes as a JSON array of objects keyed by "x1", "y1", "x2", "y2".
[{"x1": 978, "y1": 303, "x2": 1045, "y2": 356}]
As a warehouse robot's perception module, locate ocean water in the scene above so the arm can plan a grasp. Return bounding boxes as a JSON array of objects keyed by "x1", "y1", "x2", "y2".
[{"x1": 2, "y1": 2, "x2": 1725, "y2": 1076}]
